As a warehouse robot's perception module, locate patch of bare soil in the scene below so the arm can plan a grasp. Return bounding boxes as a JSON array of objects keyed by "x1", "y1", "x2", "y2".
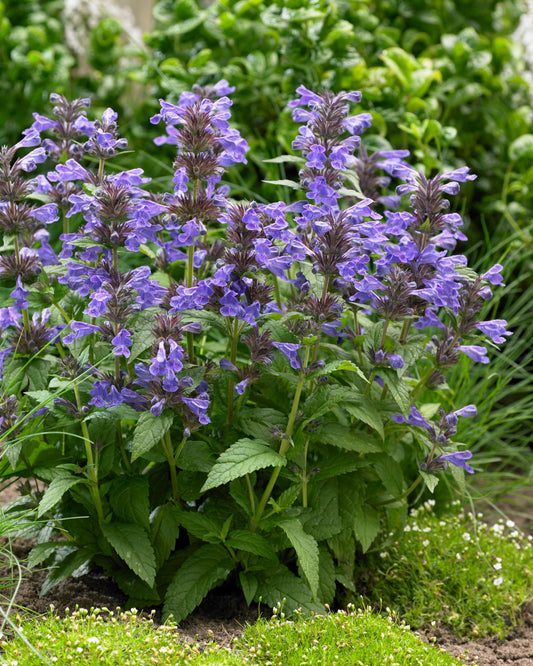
[{"x1": 2, "y1": 482, "x2": 533, "y2": 664}]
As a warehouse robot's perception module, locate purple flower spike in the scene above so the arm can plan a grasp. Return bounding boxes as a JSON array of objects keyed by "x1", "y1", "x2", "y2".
[
  {"x1": 438, "y1": 450, "x2": 475, "y2": 474},
  {"x1": 474, "y1": 319, "x2": 512, "y2": 344},
  {"x1": 393, "y1": 405, "x2": 431, "y2": 431},
  {"x1": 458, "y1": 345, "x2": 489, "y2": 364},
  {"x1": 272, "y1": 342, "x2": 302, "y2": 370}
]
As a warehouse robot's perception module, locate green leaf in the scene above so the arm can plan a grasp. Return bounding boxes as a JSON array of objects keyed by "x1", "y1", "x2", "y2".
[
  {"x1": 509, "y1": 134, "x2": 533, "y2": 162},
  {"x1": 342, "y1": 399, "x2": 384, "y2": 439},
  {"x1": 315, "y1": 451, "x2": 368, "y2": 480},
  {"x1": 41, "y1": 546, "x2": 95, "y2": 597},
  {"x1": 277, "y1": 518, "x2": 319, "y2": 598},
  {"x1": 102, "y1": 522, "x2": 156, "y2": 587},
  {"x1": 239, "y1": 571, "x2": 258, "y2": 606},
  {"x1": 163, "y1": 543, "x2": 234, "y2": 623},
  {"x1": 175, "y1": 440, "x2": 215, "y2": 473},
  {"x1": 315, "y1": 422, "x2": 381, "y2": 453},
  {"x1": 175, "y1": 509, "x2": 221, "y2": 543},
  {"x1": 262, "y1": 179, "x2": 301, "y2": 189},
  {"x1": 322, "y1": 359, "x2": 367, "y2": 381},
  {"x1": 317, "y1": 545, "x2": 336, "y2": 606},
  {"x1": 420, "y1": 470, "x2": 439, "y2": 493},
  {"x1": 28, "y1": 541, "x2": 70, "y2": 569},
  {"x1": 377, "y1": 368, "x2": 411, "y2": 413},
  {"x1": 131, "y1": 411, "x2": 174, "y2": 461},
  {"x1": 301, "y1": 479, "x2": 343, "y2": 540},
  {"x1": 150, "y1": 503, "x2": 181, "y2": 566},
  {"x1": 225, "y1": 530, "x2": 278, "y2": 560},
  {"x1": 372, "y1": 454, "x2": 405, "y2": 497},
  {"x1": 254, "y1": 563, "x2": 324, "y2": 615},
  {"x1": 238, "y1": 407, "x2": 287, "y2": 441},
  {"x1": 37, "y1": 474, "x2": 83, "y2": 517},
  {"x1": 353, "y1": 504, "x2": 380, "y2": 553},
  {"x1": 263, "y1": 155, "x2": 305, "y2": 165},
  {"x1": 26, "y1": 359, "x2": 51, "y2": 392},
  {"x1": 201, "y1": 439, "x2": 286, "y2": 492},
  {"x1": 127, "y1": 308, "x2": 159, "y2": 361},
  {"x1": 109, "y1": 476, "x2": 151, "y2": 531}
]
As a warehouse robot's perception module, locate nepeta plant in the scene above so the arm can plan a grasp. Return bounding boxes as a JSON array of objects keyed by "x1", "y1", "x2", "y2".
[{"x1": 0, "y1": 82, "x2": 509, "y2": 620}]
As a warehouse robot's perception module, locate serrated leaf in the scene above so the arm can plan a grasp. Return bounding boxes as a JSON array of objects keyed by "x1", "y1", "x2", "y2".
[
  {"x1": 342, "y1": 399, "x2": 384, "y2": 439},
  {"x1": 315, "y1": 422, "x2": 381, "y2": 453},
  {"x1": 353, "y1": 504, "x2": 380, "y2": 553},
  {"x1": 254, "y1": 563, "x2": 324, "y2": 615},
  {"x1": 277, "y1": 518, "x2": 319, "y2": 598},
  {"x1": 163, "y1": 544, "x2": 234, "y2": 623},
  {"x1": 127, "y1": 308, "x2": 159, "y2": 361},
  {"x1": 201, "y1": 439, "x2": 286, "y2": 492},
  {"x1": 322, "y1": 359, "x2": 367, "y2": 381},
  {"x1": 176, "y1": 440, "x2": 215, "y2": 473},
  {"x1": 37, "y1": 474, "x2": 83, "y2": 517},
  {"x1": 225, "y1": 530, "x2": 278, "y2": 560},
  {"x1": 109, "y1": 476, "x2": 151, "y2": 531},
  {"x1": 102, "y1": 522, "x2": 156, "y2": 586},
  {"x1": 421, "y1": 470, "x2": 440, "y2": 493},
  {"x1": 131, "y1": 411, "x2": 174, "y2": 461},
  {"x1": 378, "y1": 368, "x2": 411, "y2": 413},
  {"x1": 28, "y1": 541, "x2": 70, "y2": 569},
  {"x1": 175, "y1": 509, "x2": 221, "y2": 543},
  {"x1": 316, "y1": 451, "x2": 368, "y2": 480},
  {"x1": 301, "y1": 479, "x2": 343, "y2": 540},
  {"x1": 372, "y1": 454, "x2": 405, "y2": 496}
]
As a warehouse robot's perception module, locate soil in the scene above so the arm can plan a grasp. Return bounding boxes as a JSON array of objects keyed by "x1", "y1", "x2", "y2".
[{"x1": 2, "y1": 482, "x2": 533, "y2": 665}]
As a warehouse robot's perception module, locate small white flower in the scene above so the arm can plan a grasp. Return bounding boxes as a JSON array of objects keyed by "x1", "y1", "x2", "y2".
[
  {"x1": 462, "y1": 532, "x2": 471, "y2": 541},
  {"x1": 423, "y1": 526, "x2": 431, "y2": 533},
  {"x1": 422, "y1": 539, "x2": 430, "y2": 547},
  {"x1": 494, "y1": 562, "x2": 502, "y2": 570},
  {"x1": 506, "y1": 519, "x2": 516, "y2": 528},
  {"x1": 87, "y1": 637, "x2": 100, "y2": 644},
  {"x1": 493, "y1": 576, "x2": 504, "y2": 586},
  {"x1": 159, "y1": 646, "x2": 170, "y2": 654},
  {"x1": 76, "y1": 647, "x2": 83, "y2": 653},
  {"x1": 380, "y1": 552, "x2": 388, "y2": 558},
  {"x1": 404, "y1": 525, "x2": 411, "y2": 532},
  {"x1": 456, "y1": 553, "x2": 461, "y2": 560}
]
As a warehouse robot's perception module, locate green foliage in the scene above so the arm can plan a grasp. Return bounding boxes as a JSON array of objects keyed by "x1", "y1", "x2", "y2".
[
  {"x1": 145, "y1": 0, "x2": 531, "y2": 251},
  {"x1": 0, "y1": 604, "x2": 468, "y2": 664},
  {"x1": 359, "y1": 500, "x2": 533, "y2": 638}
]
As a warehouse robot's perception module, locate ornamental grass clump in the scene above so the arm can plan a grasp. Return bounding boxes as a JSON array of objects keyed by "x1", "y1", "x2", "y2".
[{"x1": 0, "y1": 81, "x2": 510, "y2": 621}]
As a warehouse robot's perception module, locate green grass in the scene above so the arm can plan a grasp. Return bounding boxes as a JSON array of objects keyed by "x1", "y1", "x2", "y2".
[
  {"x1": 0, "y1": 604, "x2": 470, "y2": 665},
  {"x1": 361, "y1": 499, "x2": 533, "y2": 638}
]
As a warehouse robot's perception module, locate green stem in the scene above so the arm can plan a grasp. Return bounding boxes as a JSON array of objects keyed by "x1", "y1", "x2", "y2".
[
  {"x1": 252, "y1": 345, "x2": 310, "y2": 528},
  {"x1": 117, "y1": 420, "x2": 131, "y2": 472},
  {"x1": 245, "y1": 474, "x2": 256, "y2": 516},
  {"x1": 73, "y1": 385, "x2": 105, "y2": 525},
  {"x1": 302, "y1": 437, "x2": 310, "y2": 508},
  {"x1": 98, "y1": 158, "x2": 105, "y2": 183},
  {"x1": 163, "y1": 430, "x2": 179, "y2": 501},
  {"x1": 372, "y1": 476, "x2": 422, "y2": 507},
  {"x1": 226, "y1": 318, "x2": 240, "y2": 425}
]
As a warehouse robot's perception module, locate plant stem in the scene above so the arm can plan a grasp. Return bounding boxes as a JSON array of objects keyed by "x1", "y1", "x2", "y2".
[
  {"x1": 252, "y1": 345, "x2": 310, "y2": 528},
  {"x1": 73, "y1": 385, "x2": 105, "y2": 525},
  {"x1": 163, "y1": 430, "x2": 179, "y2": 501},
  {"x1": 302, "y1": 437, "x2": 310, "y2": 508}
]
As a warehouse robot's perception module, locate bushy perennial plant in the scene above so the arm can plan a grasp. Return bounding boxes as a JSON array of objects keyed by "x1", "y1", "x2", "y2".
[{"x1": 0, "y1": 82, "x2": 510, "y2": 620}]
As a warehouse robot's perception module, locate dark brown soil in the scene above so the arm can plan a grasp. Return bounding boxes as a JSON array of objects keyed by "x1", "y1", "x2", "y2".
[{"x1": 2, "y1": 482, "x2": 533, "y2": 664}]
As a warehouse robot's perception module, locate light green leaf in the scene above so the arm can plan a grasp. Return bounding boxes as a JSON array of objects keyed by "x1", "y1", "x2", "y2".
[
  {"x1": 38, "y1": 475, "x2": 83, "y2": 517},
  {"x1": 175, "y1": 509, "x2": 221, "y2": 543},
  {"x1": 263, "y1": 155, "x2": 305, "y2": 164},
  {"x1": 322, "y1": 359, "x2": 367, "y2": 381},
  {"x1": 102, "y1": 522, "x2": 156, "y2": 587},
  {"x1": 420, "y1": 470, "x2": 439, "y2": 493},
  {"x1": 163, "y1": 544, "x2": 234, "y2": 623},
  {"x1": 278, "y1": 518, "x2": 319, "y2": 598},
  {"x1": 41, "y1": 546, "x2": 95, "y2": 597},
  {"x1": 201, "y1": 439, "x2": 286, "y2": 492},
  {"x1": 131, "y1": 411, "x2": 174, "y2": 461},
  {"x1": 262, "y1": 179, "x2": 301, "y2": 189},
  {"x1": 318, "y1": 545, "x2": 336, "y2": 606},
  {"x1": 509, "y1": 134, "x2": 533, "y2": 162},
  {"x1": 353, "y1": 504, "x2": 380, "y2": 553}
]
